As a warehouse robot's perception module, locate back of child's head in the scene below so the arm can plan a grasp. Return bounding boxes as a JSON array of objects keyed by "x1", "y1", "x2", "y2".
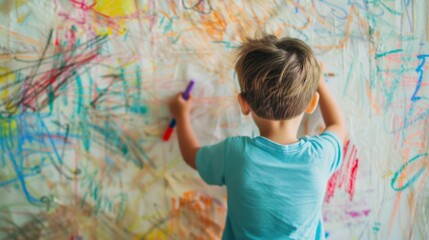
[{"x1": 235, "y1": 34, "x2": 321, "y2": 120}]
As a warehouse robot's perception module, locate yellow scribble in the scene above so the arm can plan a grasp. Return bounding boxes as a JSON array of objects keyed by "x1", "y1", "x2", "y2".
[
  {"x1": 0, "y1": 67, "x2": 15, "y2": 101},
  {"x1": 0, "y1": 67, "x2": 18, "y2": 114},
  {"x1": 92, "y1": 0, "x2": 137, "y2": 35},
  {"x1": 0, "y1": 119, "x2": 18, "y2": 138},
  {"x1": 140, "y1": 227, "x2": 171, "y2": 240},
  {"x1": 93, "y1": 0, "x2": 137, "y2": 18}
]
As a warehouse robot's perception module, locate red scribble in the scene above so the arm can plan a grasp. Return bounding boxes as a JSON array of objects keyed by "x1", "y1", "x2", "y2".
[
  {"x1": 69, "y1": 0, "x2": 96, "y2": 10},
  {"x1": 58, "y1": 0, "x2": 140, "y2": 34},
  {"x1": 347, "y1": 158, "x2": 359, "y2": 201},
  {"x1": 58, "y1": 12, "x2": 87, "y2": 25},
  {"x1": 21, "y1": 51, "x2": 99, "y2": 111},
  {"x1": 56, "y1": 0, "x2": 95, "y2": 26},
  {"x1": 325, "y1": 171, "x2": 339, "y2": 202},
  {"x1": 325, "y1": 139, "x2": 359, "y2": 203},
  {"x1": 17, "y1": 28, "x2": 107, "y2": 112}
]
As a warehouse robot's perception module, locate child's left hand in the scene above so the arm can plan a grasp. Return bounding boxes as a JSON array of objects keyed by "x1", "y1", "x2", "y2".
[{"x1": 169, "y1": 93, "x2": 193, "y2": 120}]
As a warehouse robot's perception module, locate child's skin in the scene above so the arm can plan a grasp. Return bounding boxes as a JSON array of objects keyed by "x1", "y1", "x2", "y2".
[{"x1": 168, "y1": 64, "x2": 346, "y2": 170}]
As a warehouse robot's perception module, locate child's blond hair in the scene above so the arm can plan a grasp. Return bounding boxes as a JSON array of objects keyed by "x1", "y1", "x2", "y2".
[{"x1": 235, "y1": 34, "x2": 321, "y2": 120}]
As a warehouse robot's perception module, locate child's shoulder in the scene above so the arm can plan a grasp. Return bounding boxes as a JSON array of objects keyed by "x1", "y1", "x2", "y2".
[
  {"x1": 301, "y1": 131, "x2": 343, "y2": 160},
  {"x1": 303, "y1": 131, "x2": 342, "y2": 145}
]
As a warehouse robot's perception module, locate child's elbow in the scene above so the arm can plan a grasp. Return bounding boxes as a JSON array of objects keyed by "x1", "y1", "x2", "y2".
[
  {"x1": 326, "y1": 123, "x2": 347, "y2": 144},
  {"x1": 184, "y1": 157, "x2": 197, "y2": 169},
  {"x1": 337, "y1": 123, "x2": 347, "y2": 144},
  {"x1": 183, "y1": 147, "x2": 199, "y2": 170}
]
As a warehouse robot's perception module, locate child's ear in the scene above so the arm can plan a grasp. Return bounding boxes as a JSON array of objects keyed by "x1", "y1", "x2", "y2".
[
  {"x1": 237, "y1": 94, "x2": 251, "y2": 115},
  {"x1": 305, "y1": 92, "x2": 319, "y2": 114}
]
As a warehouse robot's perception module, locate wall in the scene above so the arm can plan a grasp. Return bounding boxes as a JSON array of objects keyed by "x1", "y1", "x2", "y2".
[{"x1": 0, "y1": 0, "x2": 428, "y2": 239}]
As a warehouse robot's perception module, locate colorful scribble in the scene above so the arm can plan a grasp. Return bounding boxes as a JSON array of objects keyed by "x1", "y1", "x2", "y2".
[{"x1": 0, "y1": 1, "x2": 428, "y2": 239}]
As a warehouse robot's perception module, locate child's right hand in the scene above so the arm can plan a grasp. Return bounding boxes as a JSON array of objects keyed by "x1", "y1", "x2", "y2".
[
  {"x1": 316, "y1": 62, "x2": 346, "y2": 144},
  {"x1": 169, "y1": 93, "x2": 193, "y2": 120}
]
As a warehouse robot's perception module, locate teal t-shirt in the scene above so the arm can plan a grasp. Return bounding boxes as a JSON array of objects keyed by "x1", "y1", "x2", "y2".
[{"x1": 196, "y1": 131, "x2": 343, "y2": 240}]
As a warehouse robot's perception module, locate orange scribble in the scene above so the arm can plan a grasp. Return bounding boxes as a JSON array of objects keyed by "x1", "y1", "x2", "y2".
[
  {"x1": 314, "y1": 6, "x2": 369, "y2": 50},
  {"x1": 199, "y1": 11, "x2": 227, "y2": 40},
  {"x1": 170, "y1": 191, "x2": 226, "y2": 239},
  {"x1": 365, "y1": 80, "x2": 381, "y2": 114}
]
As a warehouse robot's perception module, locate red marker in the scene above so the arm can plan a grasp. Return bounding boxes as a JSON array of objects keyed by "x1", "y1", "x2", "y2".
[{"x1": 163, "y1": 80, "x2": 195, "y2": 141}]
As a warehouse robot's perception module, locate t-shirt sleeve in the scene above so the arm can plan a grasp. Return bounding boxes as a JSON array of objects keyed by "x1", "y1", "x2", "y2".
[
  {"x1": 196, "y1": 139, "x2": 229, "y2": 186},
  {"x1": 319, "y1": 131, "x2": 343, "y2": 174}
]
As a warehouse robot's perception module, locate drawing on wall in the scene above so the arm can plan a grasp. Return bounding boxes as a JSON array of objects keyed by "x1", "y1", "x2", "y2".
[{"x1": 0, "y1": 0, "x2": 428, "y2": 239}]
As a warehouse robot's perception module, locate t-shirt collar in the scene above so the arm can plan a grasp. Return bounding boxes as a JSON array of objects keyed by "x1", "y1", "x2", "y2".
[{"x1": 254, "y1": 136, "x2": 306, "y2": 152}]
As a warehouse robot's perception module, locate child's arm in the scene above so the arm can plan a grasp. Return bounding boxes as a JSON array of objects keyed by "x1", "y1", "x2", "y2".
[
  {"x1": 317, "y1": 79, "x2": 346, "y2": 143},
  {"x1": 169, "y1": 93, "x2": 200, "y2": 169}
]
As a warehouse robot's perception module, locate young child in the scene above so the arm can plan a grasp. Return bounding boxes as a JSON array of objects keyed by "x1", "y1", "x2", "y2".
[{"x1": 169, "y1": 34, "x2": 346, "y2": 239}]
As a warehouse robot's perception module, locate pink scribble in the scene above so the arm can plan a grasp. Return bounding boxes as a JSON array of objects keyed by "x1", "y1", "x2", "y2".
[
  {"x1": 346, "y1": 158, "x2": 359, "y2": 201},
  {"x1": 325, "y1": 171, "x2": 339, "y2": 203},
  {"x1": 324, "y1": 139, "x2": 359, "y2": 202},
  {"x1": 69, "y1": 0, "x2": 96, "y2": 10},
  {"x1": 346, "y1": 209, "x2": 370, "y2": 218}
]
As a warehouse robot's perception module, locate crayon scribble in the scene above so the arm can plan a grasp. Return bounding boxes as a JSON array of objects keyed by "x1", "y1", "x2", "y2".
[{"x1": 0, "y1": 0, "x2": 428, "y2": 239}]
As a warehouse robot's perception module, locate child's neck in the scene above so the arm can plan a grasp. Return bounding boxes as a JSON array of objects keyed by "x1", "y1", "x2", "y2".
[{"x1": 252, "y1": 113, "x2": 303, "y2": 145}]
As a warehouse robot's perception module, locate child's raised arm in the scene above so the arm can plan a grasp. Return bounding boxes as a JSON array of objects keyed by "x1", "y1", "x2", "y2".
[
  {"x1": 168, "y1": 93, "x2": 200, "y2": 169},
  {"x1": 317, "y1": 77, "x2": 346, "y2": 144}
]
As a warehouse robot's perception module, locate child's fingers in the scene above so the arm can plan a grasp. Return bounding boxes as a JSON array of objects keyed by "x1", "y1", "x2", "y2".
[
  {"x1": 175, "y1": 93, "x2": 185, "y2": 103},
  {"x1": 177, "y1": 93, "x2": 193, "y2": 102}
]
